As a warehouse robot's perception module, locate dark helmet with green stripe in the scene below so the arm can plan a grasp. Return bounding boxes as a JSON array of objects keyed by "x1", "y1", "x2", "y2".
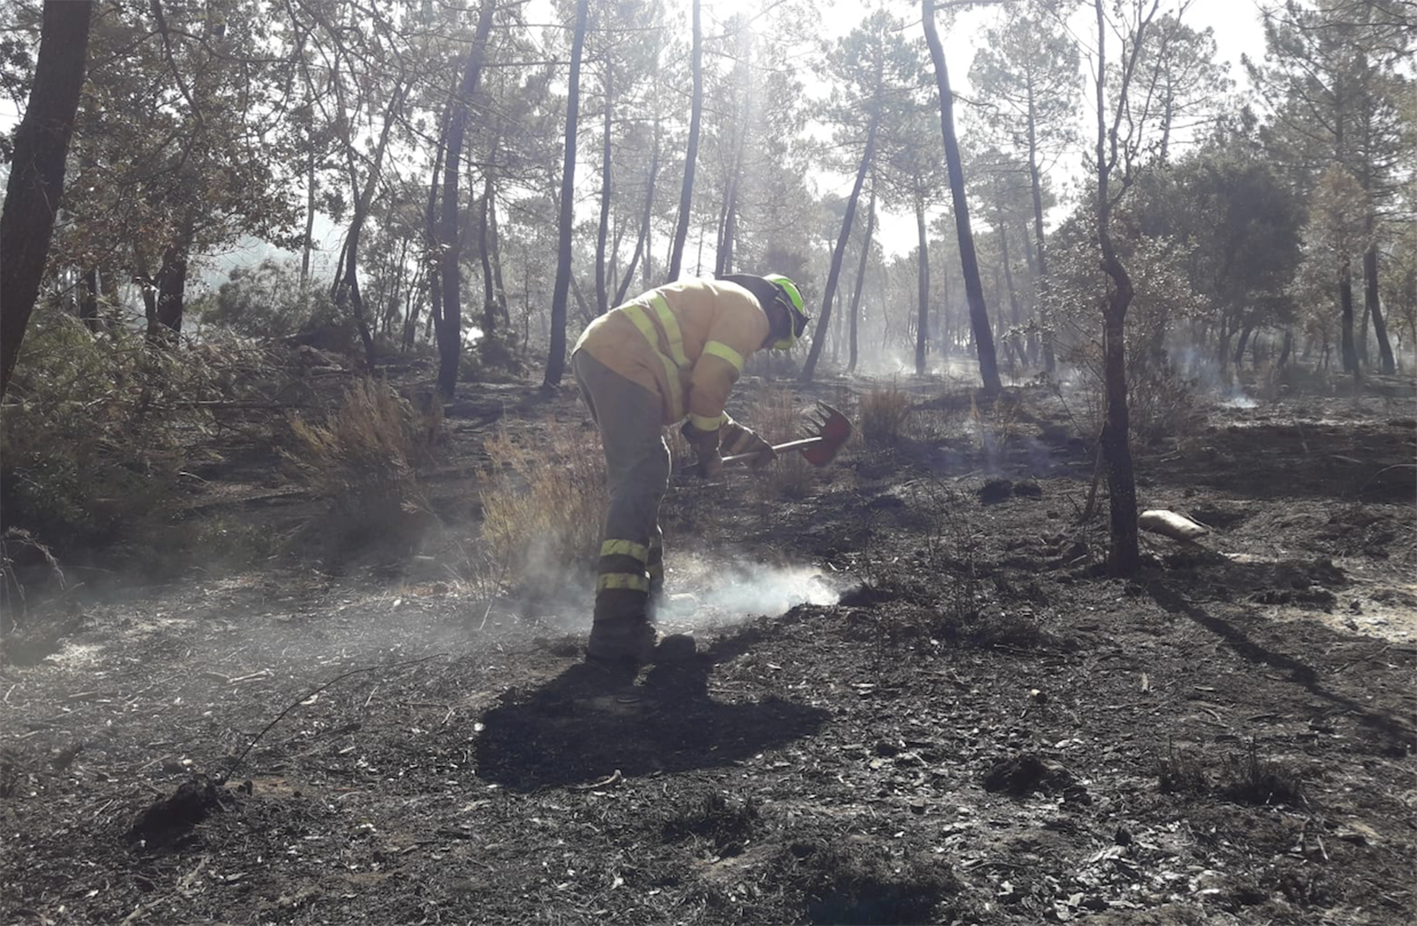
[{"x1": 764, "y1": 274, "x2": 810, "y2": 350}]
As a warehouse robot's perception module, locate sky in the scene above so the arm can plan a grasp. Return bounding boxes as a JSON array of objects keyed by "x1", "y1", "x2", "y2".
[{"x1": 852, "y1": 0, "x2": 1271, "y2": 254}]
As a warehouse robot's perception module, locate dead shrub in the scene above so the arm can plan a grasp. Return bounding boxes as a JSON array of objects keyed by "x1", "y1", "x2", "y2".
[
  {"x1": 859, "y1": 380, "x2": 910, "y2": 446},
  {"x1": 1220, "y1": 742, "x2": 1304, "y2": 806},
  {"x1": 968, "y1": 390, "x2": 1028, "y2": 462},
  {"x1": 775, "y1": 836, "x2": 959, "y2": 926},
  {"x1": 479, "y1": 419, "x2": 606, "y2": 585},
  {"x1": 1156, "y1": 741, "x2": 1303, "y2": 805},
  {"x1": 1157, "y1": 741, "x2": 1209, "y2": 795},
  {"x1": 1050, "y1": 352, "x2": 1199, "y2": 450},
  {"x1": 1047, "y1": 237, "x2": 1203, "y2": 447},
  {"x1": 284, "y1": 378, "x2": 432, "y2": 546},
  {"x1": 0, "y1": 528, "x2": 64, "y2": 631},
  {"x1": 661, "y1": 790, "x2": 759, "y2": 856}
]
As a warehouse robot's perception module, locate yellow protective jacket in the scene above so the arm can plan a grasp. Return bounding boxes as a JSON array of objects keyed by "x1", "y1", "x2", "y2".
[{"x1": 573, "y1": 278, "x2": 771, "y2": 430}]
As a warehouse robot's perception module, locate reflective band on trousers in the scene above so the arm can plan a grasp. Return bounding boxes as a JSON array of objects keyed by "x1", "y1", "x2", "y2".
[
  {"x1": 620, "y1": 293, "x2": 691, "y2": 420},
  {"x1": 601, "y1": 539, "x2": 649, "y2": 561},
  {"x1": 596, "y1": 572, "x2": 650, "y2": 592}
]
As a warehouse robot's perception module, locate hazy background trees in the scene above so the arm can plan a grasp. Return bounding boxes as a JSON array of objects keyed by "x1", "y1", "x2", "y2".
[
  {"x1": 1, "y1": 0, "x2": 1413, "y2": 456},
  {"x1": 4, "y1": 0, "x2": 1413, "y2": 392}
]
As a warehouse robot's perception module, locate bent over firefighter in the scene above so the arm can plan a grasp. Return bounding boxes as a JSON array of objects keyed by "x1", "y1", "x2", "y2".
[{"x1": 570, "y1": 273, "x2": 811, "y2": 668}]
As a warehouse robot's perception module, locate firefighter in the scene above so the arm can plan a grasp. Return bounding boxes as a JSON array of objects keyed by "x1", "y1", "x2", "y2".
[{"x1": 570, "y1": 273, "x2": 811, "y2": 667}]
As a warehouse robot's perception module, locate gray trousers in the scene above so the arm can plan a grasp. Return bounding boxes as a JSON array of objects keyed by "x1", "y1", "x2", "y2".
[{"x1": 571, "y1": 350, "x2": 669, "y2": 627}]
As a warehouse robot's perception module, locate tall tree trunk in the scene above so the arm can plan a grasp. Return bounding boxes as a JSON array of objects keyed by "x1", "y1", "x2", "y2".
[
  {"x1": 666, "y1": 0, "x2": 701, "y2": 282},
  {"x1": 0, "y1": 0, "x2": 93, "y2": 399},
  {"x1": 437, "y1": 0, "x2": 497, "y2": 397},
  {"x1": 1339, "y1": 257, "x2": 1358, "y2": 375},
  {"x1": 1000, "y1": 221, "x2": 1023, "y2": 370},
  {"x1": 940, "y1": 243, "x2": 951, "y2": 357},
  {"x1": 413, "y1": 126, "x2": 447, "y2": 353},
  {"x1": 479, "y1": 173, "x2": 501, "y2": 338},
  {"x1": 1233, "y1": 322, "x2": 1254, "y2": 369},
  {"x1": 717, "y1": 151, "x2": 742, "y2": 276},
  {"x1": 830, "y1": 286, "x2": 842, "y2": 365},
  {"x1": 336, "y1": 81, "x2": 407, "y2": 370},
  {"x1": 1358, "y1": 298, "x2": 1371, "y2": 365},
  {"x1": 1364, "y1": 243, "x2": 1395, "y2": 375},
  {"x1": 301, "y1": 150, "x2": 316, "y2": 289},
  {"x1": 615, "y1": 116, "x2": 660, "y2": 307},
  {"x1": 544, "y1": 0, "x2": 590, "y2": 386},
  {"x1": 489, "y1": 187, "x2": 507, "y2": 323},
  {"x1": 914, "y1": 190, "x2": 930, "y2": 375},
  {"x1": 716, "y1": 53, "x2": 751, "y2": 277},
  {"x1": 712, "y1": 197, "x2": 730, "y2": 276},
  {"x1": 922, "y1": 0, "x2": 1001, "y2": 395},
  {"x1": 1026, "y1": 73, "x2": 1054, "y2": 373},
  {"x1": 1277, "y1": 328, "x2": 1293, "y2": 368},
  {"x1": 80, "y1": 269, "x2": 100, "y2": 332},
  {"x1": 152, "y1": 226, "x2": 193, "y2": 341},
  {"x1": 594, "y1": 65, "x2": 613, "y2": 316},
  {"x1": 801, "y1": 113, "x2": 879, "y2": 382},
  {"x1": 1019, "y1": 221, "x2": 1040, "y2": 364},
  {"x1": 1093, "y1": 0, "x2": 1139, "y2": 575},
  {"x1": 847, "y1": 178, "x2": 875, "y2": 374},
  {"x1": 99, "y1": 264, "x2": 121, "y2": 331}
]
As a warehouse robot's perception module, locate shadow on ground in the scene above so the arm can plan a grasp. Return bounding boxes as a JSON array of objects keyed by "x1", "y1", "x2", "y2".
[
  {"x1": 1147, "y1": 581, "x2": 1417, "y2": 753},
  {"x1": 474, "y1": 630, "x2": 830, "y2": 791}
]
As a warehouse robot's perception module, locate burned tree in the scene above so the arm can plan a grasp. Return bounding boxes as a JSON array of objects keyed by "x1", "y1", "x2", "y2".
[{"x1": 0, "y1": 1, "x2": 94, "y2": 399}]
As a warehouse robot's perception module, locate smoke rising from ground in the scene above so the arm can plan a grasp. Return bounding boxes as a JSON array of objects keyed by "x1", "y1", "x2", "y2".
[{"x1": 656, "y1": 556, "x2": 842, "y2": 631}]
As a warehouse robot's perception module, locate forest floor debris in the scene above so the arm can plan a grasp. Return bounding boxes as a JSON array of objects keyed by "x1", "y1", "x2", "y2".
[{"x1": 1, "y1": 378, "x2": 1414, "y2": 925}]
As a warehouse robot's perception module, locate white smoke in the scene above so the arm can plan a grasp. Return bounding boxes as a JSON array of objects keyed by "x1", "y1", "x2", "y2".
[{"x1": 656, "y1": 557, "x2": 841, "y2": 631}]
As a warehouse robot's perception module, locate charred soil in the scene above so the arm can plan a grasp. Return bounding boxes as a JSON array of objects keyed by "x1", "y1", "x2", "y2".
[{"x1": 2, "y1": 374, "x2": 1415, "y2": 925}]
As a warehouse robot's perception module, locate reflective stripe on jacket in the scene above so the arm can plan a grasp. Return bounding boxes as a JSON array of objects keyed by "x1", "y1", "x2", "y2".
[{"x1": 573, "y1": 278, "x2": 771, "y2": 427}]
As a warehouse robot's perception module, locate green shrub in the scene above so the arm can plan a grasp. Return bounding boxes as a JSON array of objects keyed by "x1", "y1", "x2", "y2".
[{"x1": 195, "y1": 258, "x2": 338, "y2": 340}]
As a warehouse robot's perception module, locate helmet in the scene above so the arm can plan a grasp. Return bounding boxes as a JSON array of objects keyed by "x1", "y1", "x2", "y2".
[{"x1": 763, "y1": 273, "x2": 810, "y2": 350}]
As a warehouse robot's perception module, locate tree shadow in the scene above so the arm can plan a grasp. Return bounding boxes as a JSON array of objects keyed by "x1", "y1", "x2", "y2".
[
  {"x1": 474, "y1": 628, "x2": 830, "y2": 791},
  {"x1": 1147, "y1": 581, "x2": 1416, "y2": 752}
]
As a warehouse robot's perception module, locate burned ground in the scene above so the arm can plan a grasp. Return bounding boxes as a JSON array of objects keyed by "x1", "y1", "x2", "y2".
[{"x1": 1, "y1": 376, "x2": 1414, "y2": 925}]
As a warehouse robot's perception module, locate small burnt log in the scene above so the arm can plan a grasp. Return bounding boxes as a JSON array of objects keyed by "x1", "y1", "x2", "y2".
[
  {"x1": 982, "y1": 752, "x2": 1089, "y2": 804},
  {"x1": 126, "y1": 774, "x2": 230, "y2": 846}
]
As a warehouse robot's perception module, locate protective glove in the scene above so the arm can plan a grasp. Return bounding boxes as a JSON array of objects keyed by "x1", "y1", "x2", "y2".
[
  {"x1": 681, "y1": 421, "x2": 723, "y2": 479},
  {"x1": 720, "y1": 420, "x2": 776, "y2": 471}
]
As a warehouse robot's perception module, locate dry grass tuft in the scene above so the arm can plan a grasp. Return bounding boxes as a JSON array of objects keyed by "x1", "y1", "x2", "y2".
[
  {"x1": 479, "y1": 419, "x2": 606, "y2": 584},
  {"x1": 748, "y1": 388, "x2": 815, "y2": 498},
  {"x1": 1157, "y1": 741, "x2": 1209, "y2": 795},
  {"x1": 859, "y1": 380, "x2": 911, "y2": 446},
  {"x1": 0, "y1": 528, "x2": 64, "y2": 629},
  {"x1": 968, "y1": 390, "x2": 1026, "y2": 455},
  {"x1": 1221, "y1": 742, "x2": 1304, "y2": 806},
  {"x1": 661, "y1": 790, "x2": 759, "y2": 855},
  {"x1": 855, "y1": 377, "x2": 912, "y2": 445},
  {"x1": 284, "y1": 378, "x2": 433, "y2": 543}
]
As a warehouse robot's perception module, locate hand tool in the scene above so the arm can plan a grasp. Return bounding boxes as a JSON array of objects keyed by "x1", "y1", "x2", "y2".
[{"x1": 722, "y1": 402, "x2": 853, "y2": 467}]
